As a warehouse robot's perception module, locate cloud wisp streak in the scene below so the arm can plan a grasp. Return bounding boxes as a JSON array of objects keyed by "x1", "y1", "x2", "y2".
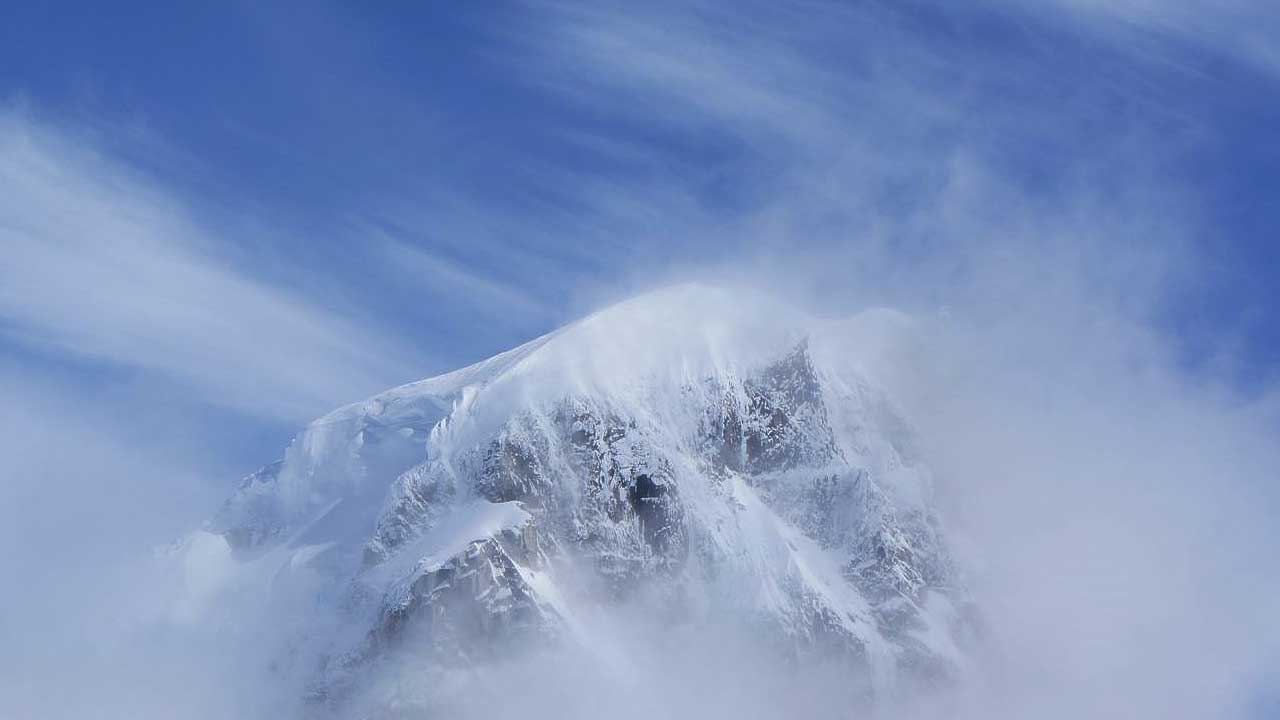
[{"x1": 0, "y1": 107, "x2": 424, "y2": 423}]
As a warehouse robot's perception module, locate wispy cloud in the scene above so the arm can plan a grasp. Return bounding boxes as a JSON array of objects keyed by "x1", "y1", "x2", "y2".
[
  {"x1": 0, "y1": 107, "x2": 424, "y2": 422},
  {"x1": 1036, "y1": 0, "x2": 1280, "y2": 81},
  {"x1": 495, "y1": 2, "x2": 1204, "y2": 318}
]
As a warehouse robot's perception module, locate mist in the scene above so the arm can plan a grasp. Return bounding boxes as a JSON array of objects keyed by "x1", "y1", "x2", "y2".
[{"x1": 2, "y1": 2, "x2": 1278, "y2": 719}]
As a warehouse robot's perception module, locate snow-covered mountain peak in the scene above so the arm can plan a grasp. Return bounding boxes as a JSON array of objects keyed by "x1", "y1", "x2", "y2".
[{"x1": 195, "y1": 286, "x2": 972, "y2": 717}]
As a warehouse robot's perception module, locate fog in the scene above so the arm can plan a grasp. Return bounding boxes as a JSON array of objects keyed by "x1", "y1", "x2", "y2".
[{"x1": 2, "y1": 2, "x2": 1279, "y2": 718}]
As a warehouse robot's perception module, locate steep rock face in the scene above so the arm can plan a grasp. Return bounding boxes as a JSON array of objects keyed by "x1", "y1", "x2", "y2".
[
  {"x1": 375, "y1": 524, "x2": 549, "y2": 656},
  {"x1": 202, "y1": 286, "x2": 975, "y2": 715}
]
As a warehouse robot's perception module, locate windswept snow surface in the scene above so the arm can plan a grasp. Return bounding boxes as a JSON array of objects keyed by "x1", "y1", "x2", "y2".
[{"x1": 180, "y1": 284, "x2": 975, "y2": 718}]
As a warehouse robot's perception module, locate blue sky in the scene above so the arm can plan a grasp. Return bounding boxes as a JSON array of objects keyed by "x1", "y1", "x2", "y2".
[
  {"x1": 2, "y1": 1, "x2": 1278, "y2": 478},
  {"x1": 1, "y1": 2, "x2": 1279, "y2": 716}
]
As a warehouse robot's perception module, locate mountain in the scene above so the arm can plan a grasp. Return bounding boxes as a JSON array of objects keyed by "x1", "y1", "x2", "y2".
[{"x1": 184, "y1": 285, "x2": 977, "y2": 718}]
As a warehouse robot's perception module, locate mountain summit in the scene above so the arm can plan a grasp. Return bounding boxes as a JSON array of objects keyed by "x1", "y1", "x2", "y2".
[{"x1": 193, "y1": 285, "x2": 976, "y2": 717}]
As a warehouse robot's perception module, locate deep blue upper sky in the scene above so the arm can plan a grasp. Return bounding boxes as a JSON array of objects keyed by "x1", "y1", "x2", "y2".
[{"x1": 2, "y1": 1, "x2": 1278, "y2": 459}]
